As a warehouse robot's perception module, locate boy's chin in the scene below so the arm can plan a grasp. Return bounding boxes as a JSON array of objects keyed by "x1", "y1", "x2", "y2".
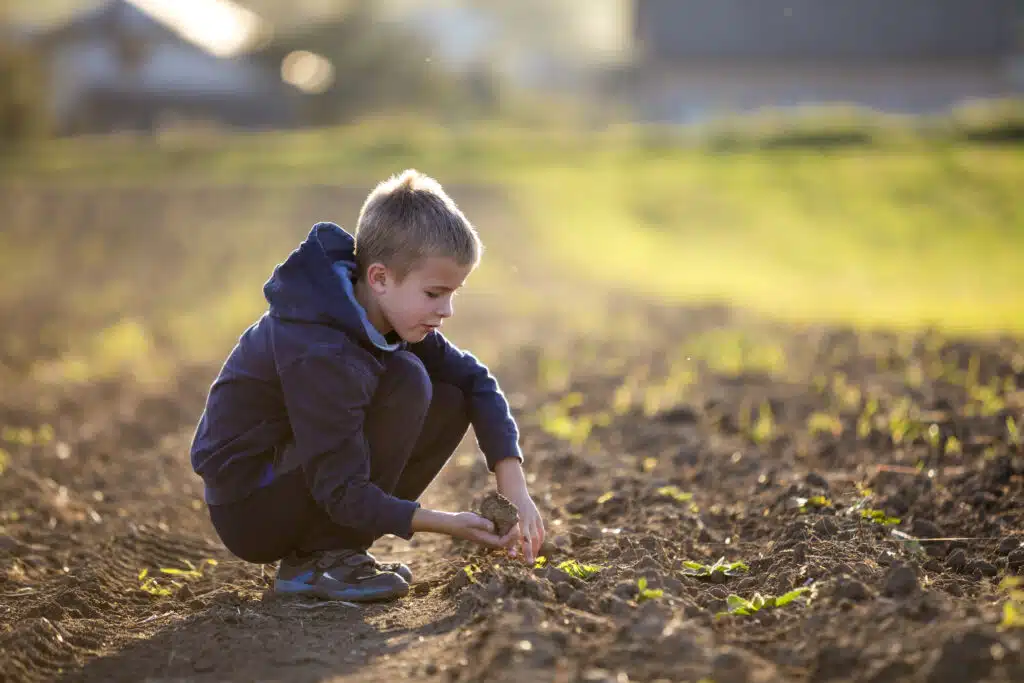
[{"x1": 399, "y1": 326, "x2": 431, "y2": 343}]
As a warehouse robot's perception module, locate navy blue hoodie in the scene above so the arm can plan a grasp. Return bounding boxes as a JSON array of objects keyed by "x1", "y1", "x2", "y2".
[{"x1": 190, "y1": 222, "x2": 522, "y2": 540}]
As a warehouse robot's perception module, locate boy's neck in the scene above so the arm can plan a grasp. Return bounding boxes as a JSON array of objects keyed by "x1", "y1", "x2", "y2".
[{"x1": 353, "y1": 277, "x2": 393, "y2": 336}]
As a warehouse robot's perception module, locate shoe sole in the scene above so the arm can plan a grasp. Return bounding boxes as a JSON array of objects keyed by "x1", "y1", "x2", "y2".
[{"x1": 274, "y1": 579, "x2": 409, "y2": 603}]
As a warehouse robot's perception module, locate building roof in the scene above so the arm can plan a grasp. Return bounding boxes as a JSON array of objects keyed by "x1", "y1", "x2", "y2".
[{"x1": 33, "y1": 0, "x2": 272, "y2": 58}]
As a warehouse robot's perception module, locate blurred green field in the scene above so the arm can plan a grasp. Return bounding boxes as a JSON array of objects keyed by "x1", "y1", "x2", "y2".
[{"x1": 1, "y1": 111, "x2": 1022, "y2": 382}]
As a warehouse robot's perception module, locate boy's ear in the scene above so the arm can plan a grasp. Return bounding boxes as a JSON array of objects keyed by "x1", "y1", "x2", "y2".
[{"x1": 365, "y1": 262, "x2": 390, "y2": 293}]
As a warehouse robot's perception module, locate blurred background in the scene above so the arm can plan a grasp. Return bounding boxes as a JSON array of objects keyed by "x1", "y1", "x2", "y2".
[{"x1": 0, "y1": 0, "x2": 1022, "y2": 384}]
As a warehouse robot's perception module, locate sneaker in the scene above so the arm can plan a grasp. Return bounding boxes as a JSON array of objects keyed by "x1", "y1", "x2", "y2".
[
  {"x1": 363, "y1": 550, "x2": 413, "y2": 584},
  {"x1": 274, "y1": 549, "x2": 409, "y2": 602}
]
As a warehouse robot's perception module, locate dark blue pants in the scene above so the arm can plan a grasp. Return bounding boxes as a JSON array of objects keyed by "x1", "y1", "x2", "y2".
[{"x1": 208, "y1": 351, "x2": 470, "y2": 563}]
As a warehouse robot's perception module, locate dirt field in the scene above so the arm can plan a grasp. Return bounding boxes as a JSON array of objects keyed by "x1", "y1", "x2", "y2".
[{"x1": 1, "y1": 184, "x2": 1022, "y2": 683}]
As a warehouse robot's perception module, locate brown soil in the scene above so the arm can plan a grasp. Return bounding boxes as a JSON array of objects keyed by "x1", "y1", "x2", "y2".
[
  {"x1": 0, "y1": 184, "x2": 1021, "y2": 683},
  {"x1": 478, "y1": 492, "x2": 520, "y2": 537}
]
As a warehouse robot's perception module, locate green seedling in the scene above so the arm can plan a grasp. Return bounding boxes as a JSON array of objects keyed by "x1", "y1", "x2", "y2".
[
  {"x1": 794, "y1": 495, "x2": 832, "y2": 514},
  {"x1": 534, "y1": 557, "x2": 547, "y2": 569},
  {"x1": 944, "y1": 436, "x2": 962, "y2": 456},
  {"x1": 557, "y1": 559, "x2": 603, "y2": 581},
  {"x1": 681, "y1": 557, "x2": 749, "y2": 579},
  {"x1": 463, "y1": 563, "x2": 482, "y2": 583},
  {"x1": 596, "y1": 491, "x2": 615, "y2": 504},
  {"x1": 807, "y1": 412, "x2": 843, "y2": 437},
  {"x1": 860, "y1": 508, "x2": 901, "y2": 526},
  {"x1": 857, "y1": 397, "x2": 879, "y2": 439},
  {"x1": 1008, "y1": 417, "x2": 1021, "y2": 447},
  {"x1": 656, "y1": 486, "x2": 698, "y2": 512},
  {"x1": 999, "y1": 577, "x2": 1024, "y2": 631},
  {"x1": 137, "y1": 559, "x2": 217, "y2": 597},
  {"x1": 0, "y1": 448, "x2": 8, "y2": 476},
  {"x1": 718, "y1": 587, "x2": 811, "y2": 617},
  {"x1": 636, "y1": 577, "x2": 663, "y2": 603},
  {"x1": 751, "y1": 400, "x2": 775, "y2": 444}
]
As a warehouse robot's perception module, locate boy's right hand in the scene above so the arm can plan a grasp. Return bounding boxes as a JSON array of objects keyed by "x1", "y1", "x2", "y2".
[{"x1": 413, "y1": 509, "x2": 519, "y2": 550}]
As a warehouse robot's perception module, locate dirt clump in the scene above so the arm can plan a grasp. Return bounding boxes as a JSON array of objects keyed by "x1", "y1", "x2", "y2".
[{"x1": 479, "y1": 491, "x2": 520, "y2": 536}]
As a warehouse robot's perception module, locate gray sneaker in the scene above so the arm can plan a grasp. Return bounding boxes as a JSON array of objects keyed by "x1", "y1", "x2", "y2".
[
  {"x1": 274, "y1": 549, "x2": 409, "y2": 602},
  {"x1": 363, "y1": 550, "x2": 413, "y2": 584}
]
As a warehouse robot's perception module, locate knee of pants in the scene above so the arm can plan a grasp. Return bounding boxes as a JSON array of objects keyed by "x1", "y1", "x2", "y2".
[{"x1": 378, "y1": 350, "x2": 432, "y2": 414}]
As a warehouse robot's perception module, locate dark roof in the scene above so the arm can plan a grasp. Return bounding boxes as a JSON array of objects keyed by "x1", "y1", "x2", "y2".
[
  {"x1": 636, "y1": 0, "x2": 1020, "y2": 62},
  {"x1": 32, "y1": 0, "x2": 179, "y2": 48}
]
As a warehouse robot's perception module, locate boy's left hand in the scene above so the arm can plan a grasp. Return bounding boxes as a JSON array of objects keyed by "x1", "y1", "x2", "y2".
[{"x1": 501, "y1": 489, "x2": 545, "y2": 564}]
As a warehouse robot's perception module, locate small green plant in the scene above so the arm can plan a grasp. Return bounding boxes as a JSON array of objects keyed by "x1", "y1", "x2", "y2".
[
  {"x1": 636, "y1": 577, "x2": 663, "y2": 603},
  {"x1": 137, "y1": 559, "x2": 217, "y2": 597},
  {"x1": 656, "y1": 485, "x2": 699, "y2": 512},
  {"x1": 795, "y1": 495, "x2": 832, "y2": 513},
  {"x1": 463, "y1": 563, "x2": 482, "y2": 583},
  {"x1": 596, "y1": 491, "x2": 615, "y2": 505},
  {"x1": 999, "y1": 577, "x2": 1024, "y2": 631},
  {"x1": 718, "y1": 587, "x2": 811, "y2": 617},
  {"x1": 944, "y1": 435, "x2": 963, "y2": 456},
  {"x1": 807, "y1": 412, "x2": 843, "y2": 437},
  {"x1": 859, "y1": 508, "x2": 901, "y2": 526},
  {"x1": 0, "y1": 448, "x2": 8, "y2": 476},
  {"x1": 681, "y1": 557, "x2": 750, "y2": 579},
  {"x1": 557, "y1": 559, "x2": 603, "y2": 581},
  {"x1": 1008, "y1": 416, "x2": 1021, "y2": 447},
  {"x1": 533, "y1": 556, "x2": 547, "y2": 569},
  {"x1": 751, "y1": 400, "x2": 775, "y2": 444}
]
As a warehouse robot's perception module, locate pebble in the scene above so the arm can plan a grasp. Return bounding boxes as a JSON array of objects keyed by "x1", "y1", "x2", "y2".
[
  {"x1": 967, "y1": 559, "x2": 998, "y2": 577},
  {"x1": 946, "y1": 549, "x2": 967, "y2": 571},
  {"x1": 998, "y1": 537, "x2": 1021, "y2": 555},
  {"x1": 805, "y1": 472, "x2": 830, "y2": 491},
  {"x1": 834, "y1": 577, "x2": 871, "y2": 602},
  {"x1": 911, "y1": 519, "x2": 945, "y2": 539},
  {"x1": 883, "y1": 564, "x2": 919, "y2": 598},
  {"x1": 1008, "y1": 548, "x2": 1024, "y2": 571}
]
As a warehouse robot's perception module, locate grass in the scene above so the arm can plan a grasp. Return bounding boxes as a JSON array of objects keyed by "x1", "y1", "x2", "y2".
[{"x1": 1, "y1": 112, "x2": 1022, "y2": 383}]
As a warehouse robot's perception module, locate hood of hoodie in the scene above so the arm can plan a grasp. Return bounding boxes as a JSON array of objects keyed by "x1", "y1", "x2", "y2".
[{"x1": 263, "y1": 222, "x2": 399, "y2": 352}]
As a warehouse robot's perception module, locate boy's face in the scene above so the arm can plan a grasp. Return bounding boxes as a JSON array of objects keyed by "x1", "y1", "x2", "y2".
[{"x1": 373, "y1": 256, "x2": 473, "y2": 343}]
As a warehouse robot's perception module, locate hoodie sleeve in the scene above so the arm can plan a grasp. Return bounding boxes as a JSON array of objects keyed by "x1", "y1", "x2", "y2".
[
  {"x1": 278, "y1": 350, "x2": 420, "y2": 539},
  {"x1": 412, "y1": 331, "x2": 523, "y2": 471}
]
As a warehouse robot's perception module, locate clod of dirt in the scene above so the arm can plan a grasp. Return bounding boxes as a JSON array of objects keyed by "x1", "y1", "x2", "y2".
[
  {"x1": 813, "y1": 517, "x2": 839, "y2": 538},
  {"x1": 997, "y1": 537, "x2": 1020, "y2": 555},
  {"x1": 912, "y1": 519, "x2": 945, "y2": 539},
  {"x1": 923, "y1": 628, "x2": 1000, "y2": 683},
  {"x1": 711, "y1": 646, "x2": 779, "y2": 683},
  {"x1": 1007, "y1": 548, "x2": 1024, "y2": 571},
  {"x1": 946, "y1": 549, "x2": 967, "y2": 571},
  {"x1": 834, "y1": 576, "x2": 872, "y2": 602},
  {"x1": 884, "y1": 564, "x2": 919, "y2": 598},
  {"x1": 967, "y1": 559, "x2": 998, "y2": 577},
  {"x1": 478, "y1": 491, "x2": 519, "y2": 537},
  {"x1": 805, "y1": 472, "x2": 830, "y2": 491}
]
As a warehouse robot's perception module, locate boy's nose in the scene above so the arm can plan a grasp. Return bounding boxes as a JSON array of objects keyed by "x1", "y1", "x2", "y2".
[{"x1": 438, "y1": 299, "x2": 454, "y2": 318}]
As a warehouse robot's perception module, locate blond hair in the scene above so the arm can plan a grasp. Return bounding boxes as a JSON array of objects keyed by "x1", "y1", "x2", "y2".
[{"x1": 354, "y1": 169, "x2": 482, "y2": 280}]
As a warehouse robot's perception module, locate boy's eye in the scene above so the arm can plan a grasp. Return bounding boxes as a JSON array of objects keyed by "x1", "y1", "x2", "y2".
[{"x1": 425, "y1": 291, "x2": 440, "y2": 299}]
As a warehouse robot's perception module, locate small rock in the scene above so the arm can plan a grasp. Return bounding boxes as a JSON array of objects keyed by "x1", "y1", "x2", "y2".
[
  {"x1": 424, "y1": 662, "x2": 438, "y2": 676},
  {"x1": 580, "y1": 668, "x2": 614, "y2": 683},
  {"x1": 968, "y1": 559, "x2": 998, "y2": 577},
  {"x1": 712, "y1": 646, "x2": 778, "y2": 683},
  {"x1": 835, "y1": 577, "x2": 871, "y2": 602},
  {"x1": 883, "y1": 564, "x2": 919, "y2": 598},
  {"x1": 1007, "y1": 548, "x2": 1024, "y2": 571},
  {"x1": 813, "y1": 517, "x2": 839, "y2": 538},
  {"x1": 613, "y1": 580, "x2": 637, "y2": 600},
  {"x1": 911, "y1": 519, "x2": 945, "y2": 539},
  {"x1": 997, "y1": 537, "x2": 1020, "y2": 555},
  {"x1": 600, "y1": 594, "x2": 633, "y2": 617},
  {"x1": 792, "y1": 542, "x2": 808, "y2": 564},
  {"x1": 805, "y1": 472, "x2": 830, "y2": 491},
  {"x1": 567, "y1": 590, "x2": 592, "y2": 611},
  {"x1": 555, "y1": 582, "x2": 575, "y2": 602},
  {"x1": 946, "y1": 549, "x2": 967, "y2": 571},
  {"x1": 924, "y1": 629, "x2": 998, "y2": 683}
]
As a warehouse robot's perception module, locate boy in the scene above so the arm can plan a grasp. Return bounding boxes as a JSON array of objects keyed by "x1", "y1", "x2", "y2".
[{"x1": 190, "y1": 170, "x2": 544, "y2": 602}]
